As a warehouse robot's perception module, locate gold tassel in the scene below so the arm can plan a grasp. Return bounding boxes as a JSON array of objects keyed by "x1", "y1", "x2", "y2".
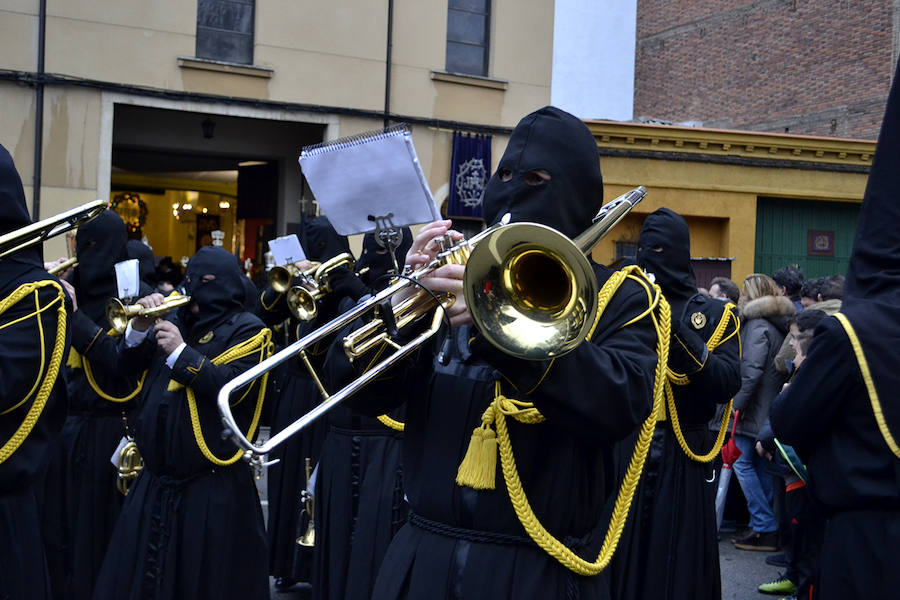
[{"x1": 455, "y1": 422, "x2": 498, "y2": 490}]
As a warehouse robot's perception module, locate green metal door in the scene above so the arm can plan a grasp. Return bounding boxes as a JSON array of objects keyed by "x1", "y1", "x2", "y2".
[{"x1": 755, "y1": 197, "x2": 860, "y2": 278}]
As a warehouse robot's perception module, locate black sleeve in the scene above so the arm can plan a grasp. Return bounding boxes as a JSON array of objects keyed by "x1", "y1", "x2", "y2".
[
  {"x1": 71, "y1": 311, "x2": 145, "y2": 399},
  {"x1": 257, "y1": 285, "x2": 290, "y2": 328},
  {"x1": 470, "y1": 276, "x2": 659, "y2": 443},
  {"x1": 672, "y1": 306, "x2": 742, "y2": 403},
  {"x1": 771, "y1": 318, "x2": 857, "y2": 455},
  {"x1": 169, "y1": 321, "x2": 269, "y2": 412}
]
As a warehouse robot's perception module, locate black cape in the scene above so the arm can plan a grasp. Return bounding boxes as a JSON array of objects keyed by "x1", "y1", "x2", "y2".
[
  {"x1": 771, "y1": 56, "x2": 900, "y2": 600},
  {"x1": 0, "y1": 143, "x2": 69, "y2": 600}
]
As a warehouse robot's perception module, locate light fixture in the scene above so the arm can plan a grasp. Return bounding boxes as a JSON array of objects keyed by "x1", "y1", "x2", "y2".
[
  {"x1": 219, "y1": 200, "x2": 231, "y2": 209},
  {"x1": 201, "y1": 116, "x2": 215, "y2": 139},
  {"x1": 202, "y1": 207, "x2": 208, "y2": 214},
  {"x1": 172, "y1": 202, "x2": 179, "y2": 209},
  {"x1": 182, "y1": 203, "x2": 193, "y2": 210},
  {"x1": 172, "y1": 209, "x2": 178, "y2": 216}
]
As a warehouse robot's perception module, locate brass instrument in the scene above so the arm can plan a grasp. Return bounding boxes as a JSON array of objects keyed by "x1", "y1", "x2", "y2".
[
  {"x1": 296, "y1": 457, "x2": 315, "y2": 547},
  {"x1": 106, "y1": 293, "x2": 192, "y2": 333},
  {"x1": 268, "y1": 261, "x2": 320, "y2": 294},
  {"x1": 284, "y1": 253, "x2": 356, "y2": 321},
  {"x1": 115, "y1": 437, "x2": 143, "y2": 495},
  {"x1": 218, "y1": 187, "x2": 646, "y2": 457},
  {"x1": 47, "y1": 256, "x2": 78, "y2": 275},
  {"x1": 0, "y1": 199, "x2": 106, "y2": 259}
]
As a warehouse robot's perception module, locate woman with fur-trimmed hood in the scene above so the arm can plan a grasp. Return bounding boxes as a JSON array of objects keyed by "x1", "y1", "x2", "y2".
[{"x1": 730, "y1": 274, "x2": 795, "y2": 551}]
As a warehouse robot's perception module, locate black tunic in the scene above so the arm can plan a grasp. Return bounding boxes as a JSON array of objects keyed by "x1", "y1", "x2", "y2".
[
  {"x1": 0, "y1": 265, "x2": 70, "y2": 600},
  {"x1": 92, "y1": 311, "x2": 271, "y2": 600},
  {"x1": 771, "y1": 318, "x2": 900, "y2": 600},
  {"x1": 326, "y1": 264, "x2": 658, "y2": 600},
  {"x1": 611, "y1": 295, "x2": 741, "y2": 600}
]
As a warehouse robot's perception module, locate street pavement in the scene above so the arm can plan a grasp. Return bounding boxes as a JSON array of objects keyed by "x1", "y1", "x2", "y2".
[{"x1": 269, "y1": 540, "x2": 783, "y2": 598}]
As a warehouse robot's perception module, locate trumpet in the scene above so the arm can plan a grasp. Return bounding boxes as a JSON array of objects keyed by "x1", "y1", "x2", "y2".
[
  {"x1": 47, "y1": 257, "x2": 78, "y2": 275},
  {"x1": 268, "y1": 261, "x2": 320, "y2": 294},
  {"x1": 218, "y1": 187, "x2": 647, "y2": 457},
  {"x1": 284, "y1": 253, "x2": 356, "y2": 321},
  {"x1": 296, "y1": 457, "x2": 315, "y2": 547},
  {"x1": 106, "y1": 293, "x2": 192, "y2": 333},
  {"x1": 0, "y1": 199, "x2": 106, "y2": 259}
]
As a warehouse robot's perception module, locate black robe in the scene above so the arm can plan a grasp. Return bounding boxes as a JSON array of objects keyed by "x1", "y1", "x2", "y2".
[
  {"x1": 325, "y1": 263, "x2": 658, "y2": 600},
  {"x1": 92, "y1": 311, "x2": 270, "y2": 600},
  {"x1": 611, "y1": 295, "x2": 741, "y2": 600},
  {"x1": 0, "y1": 263, "x2": 70, "y2": 600},
  {"x1": 258, "y1": 285, "x2": 337, "y2": 582},
  {"x1": 771, "y1": 318, "x2": 900, "y2": 599}
]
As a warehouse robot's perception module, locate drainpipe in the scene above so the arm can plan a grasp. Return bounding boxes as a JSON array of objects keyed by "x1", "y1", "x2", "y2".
[
  {"x1": 33, "y1": 0, "x2": 46, "y2": 218},
  {"x1": 384, "y1": 0, "x2": 393, "y2": 128}
]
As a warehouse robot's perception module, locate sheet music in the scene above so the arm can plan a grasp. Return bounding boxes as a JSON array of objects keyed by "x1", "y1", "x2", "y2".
[
  {"x1": 114, "y1": 259, "x2": 140, "y2": 300},
  {"x1": 299, "y1": 125, "x2": 440, "y2": 236},
  {"x1": 268, "y1": 234, "x2": 306, "y2": 266}
]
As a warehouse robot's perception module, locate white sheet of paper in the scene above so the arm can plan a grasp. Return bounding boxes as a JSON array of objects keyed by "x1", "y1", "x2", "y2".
[
  {"x1": 110, "y1": 436, "x2": 129, "y2": 468},
  {"x1": 299, "y1": 127, "x2": 441, "y2": 236},
  {"x1": 268, "y1": 234, "x2": 306, "y2": 266},
  {"x1": 114, "y1": 259, "x2": 140, "y2": 299}
]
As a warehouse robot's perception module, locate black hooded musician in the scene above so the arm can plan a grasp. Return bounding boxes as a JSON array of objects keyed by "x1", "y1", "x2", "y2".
[
  {"x1": 258, "y1": 215, "x2": 361, "y2": 590},
  {"x1": 39, "y1": 210, "x2": 150, "y2": 600},
  {"x1": 312, "y1": 228, "x2": 412, "y2": 600},
  {"x1": 0, "y1": 144, "x2": 70, "y2": 600},
  {"x1": 325, "y1": 106, "x2": 666, "y2": 600},
  {"x1": 93, "y1": 246, "x2": 271, "y2": 600},
  {"x1": 771, "y1": 56, "x2": 900, "y2": 600},
  {"x1": 611, "y1": 208, "x2": 741, "y2": 600}
]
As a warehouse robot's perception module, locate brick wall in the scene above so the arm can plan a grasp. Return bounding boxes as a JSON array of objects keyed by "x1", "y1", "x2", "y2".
[{"x1": 635, "y1": 0, "x2": 895, "y2": 139}]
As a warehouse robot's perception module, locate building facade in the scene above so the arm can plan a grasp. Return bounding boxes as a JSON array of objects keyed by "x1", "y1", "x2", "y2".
[{"x1": 1, "y1": 0, "x2": 552, "y2": 263}]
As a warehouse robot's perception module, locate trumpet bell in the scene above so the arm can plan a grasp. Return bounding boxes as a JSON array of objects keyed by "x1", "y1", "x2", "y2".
[
  {"x1": 286, "y1": 286, "x2": 318, "y2": 321},
  {"x1": 296, "y1": 520, "x2": 315, "y2": 547},
  {"x1": 106, "y1": 298, "x2": 132, "y2": 334},
  {"x1": 268, "y1": 265, "x2": 294, "y2": 294},
  {"x1": 464, "y1": 222, "x2": 598, "y2": 360}
]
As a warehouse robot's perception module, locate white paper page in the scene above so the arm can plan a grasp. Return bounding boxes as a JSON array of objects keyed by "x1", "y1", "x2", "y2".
[
  {"x1": 299, "y1": 127, "x2": 440, "y2": 236},
  {"x1": 114, "y1": 259, "x2": 140, "y2": 299},
  {"x1": 268, "y1": 234, "x2": 306, "y2": 266}
]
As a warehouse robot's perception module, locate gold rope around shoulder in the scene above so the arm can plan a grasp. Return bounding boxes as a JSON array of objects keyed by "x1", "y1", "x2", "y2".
[
  {"x1": 463, "y1": 266, "x2": 670, "y2": 575},
  {"x1": 185, "y1": 328, "x2": 273, "y2": 466},
  {"x1": 834, "y1": 312, "x2": 900, "y2": 459},
  {"x1": 82, "y1": 329, "x2": 147, "y2": 403},
  {"x1": 665, "y1": 304, "x2": 739, "y2": 462},
  {"x1": 0, "y1": 281, "x2": 68, "y2": 464}
]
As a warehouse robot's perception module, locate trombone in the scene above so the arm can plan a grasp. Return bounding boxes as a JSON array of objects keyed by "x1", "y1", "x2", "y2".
[
  {"x1": 106, "y1": 293, "x2": 192, "y2": 334},
  {"x1": 47, "y1": 256, "x2": 78, "y2": 275},
  {"x1": 218, "y1": 187, "x2": 647, "y2": 457},
  {"x1": 0, "y1": 199, "x2": 106, "y2": 259}
]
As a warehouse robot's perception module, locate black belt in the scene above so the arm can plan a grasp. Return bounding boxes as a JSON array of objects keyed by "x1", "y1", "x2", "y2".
[{"x1": 408, "y1": 511, "x2": 535, "y2": 546}]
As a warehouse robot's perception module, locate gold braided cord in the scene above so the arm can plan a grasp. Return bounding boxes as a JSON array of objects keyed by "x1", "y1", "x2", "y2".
[
  {"x1": 259, "y1": 289, "x2": 283, "y2": 312},
  {"x1": 376, "y1": 414, "x2": 405, "y2": 431},
  {"x1": 0, "y1": 281, "x2": 68, "y2": 464},
  {"x1": 186, "y1": 328, "x2": 272, "y2": 466},
  {"x1": 83, "y1": 355, "x2": 147, "y2": 403},
  {"x1": 0, "y1": 291, "x2": 58, "y2": 415},
  {"x1": 492, "y1": 268, "x2": 670, "y2": 575},
  {"x1": 834, "y1": 313, "x2": 900, "y2": 459},
  {"x1": 666, "y1": 304, "x2": 740, "y2": 462}
]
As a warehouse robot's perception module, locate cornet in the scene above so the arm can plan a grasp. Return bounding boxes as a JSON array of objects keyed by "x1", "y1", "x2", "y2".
[
  {"x1": 106, "y1": 293, "x2": 192, "y2": 333},
  {"x1": 268, "y1": 261, "x2": 320, "y2": 294},
  {"x1": 285, "y1": 253, "x2": 356, "y2": 321},
  {"x1": 218, "y1": 187, "x2": 647, "y2": 457}
]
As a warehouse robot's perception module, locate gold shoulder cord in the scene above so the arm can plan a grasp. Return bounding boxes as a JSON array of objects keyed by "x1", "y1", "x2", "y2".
[
  {"x1": 82, "y1": 328, "x2": 148, "y2": 403},
  {"x1": 359, "y1": 337, "x2": 406, "y2": 432},
  {"x1": 456, "y1": 264, "x2": 671, "y2": 576},
  {"x1": 181, "y1": 328, "x2": 273, "y2": 466},
  {"x1": 0, "y1": 281, "x2": 68, "y2": 464},
  {"x1": 834, "y1": 312, "x2": 900, "y2": 459},
  {"x1": 665, "y1": 303, "x2": 741, "y2": 462}
]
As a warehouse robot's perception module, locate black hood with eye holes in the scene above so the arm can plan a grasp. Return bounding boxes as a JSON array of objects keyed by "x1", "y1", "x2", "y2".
[
  {"x1": 0, "y1": 144, "x2": 42, "y2": 270},
  {"x1": 482, "y1": 106, "x2": 604, "y2": 239},
  {"x1": 74, "y1": 210, "x2": 128, "y2": 326},
  {"x1": 637, "y1": 208, "x2": 697, "y2": 318},
  {"x1": 356, "y1": 227, "x2": 412, "y2": 290},
  {"x1": 300, "y1": 215, "x2": 351, "y2": 262},
  {"x1": 177, "y1": 246, "x2": 246, "y2": 343}
]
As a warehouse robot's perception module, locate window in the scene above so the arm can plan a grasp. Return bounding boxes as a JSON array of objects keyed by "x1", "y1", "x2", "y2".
[
  {"x1": 196, "y1": 0, "x2": 255, "y2": 65},
  {"x1": 446, "y1": 0, "x2": 490, "y2": 76}
]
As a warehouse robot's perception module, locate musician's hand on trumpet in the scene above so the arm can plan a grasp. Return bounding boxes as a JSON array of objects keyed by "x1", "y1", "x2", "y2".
[
  {"x1": 131, "y1": 293, "x2": 166, "y2": 332},
  {"x1": 397, "y1": 220, "x2": 471, "y2": 327}
]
